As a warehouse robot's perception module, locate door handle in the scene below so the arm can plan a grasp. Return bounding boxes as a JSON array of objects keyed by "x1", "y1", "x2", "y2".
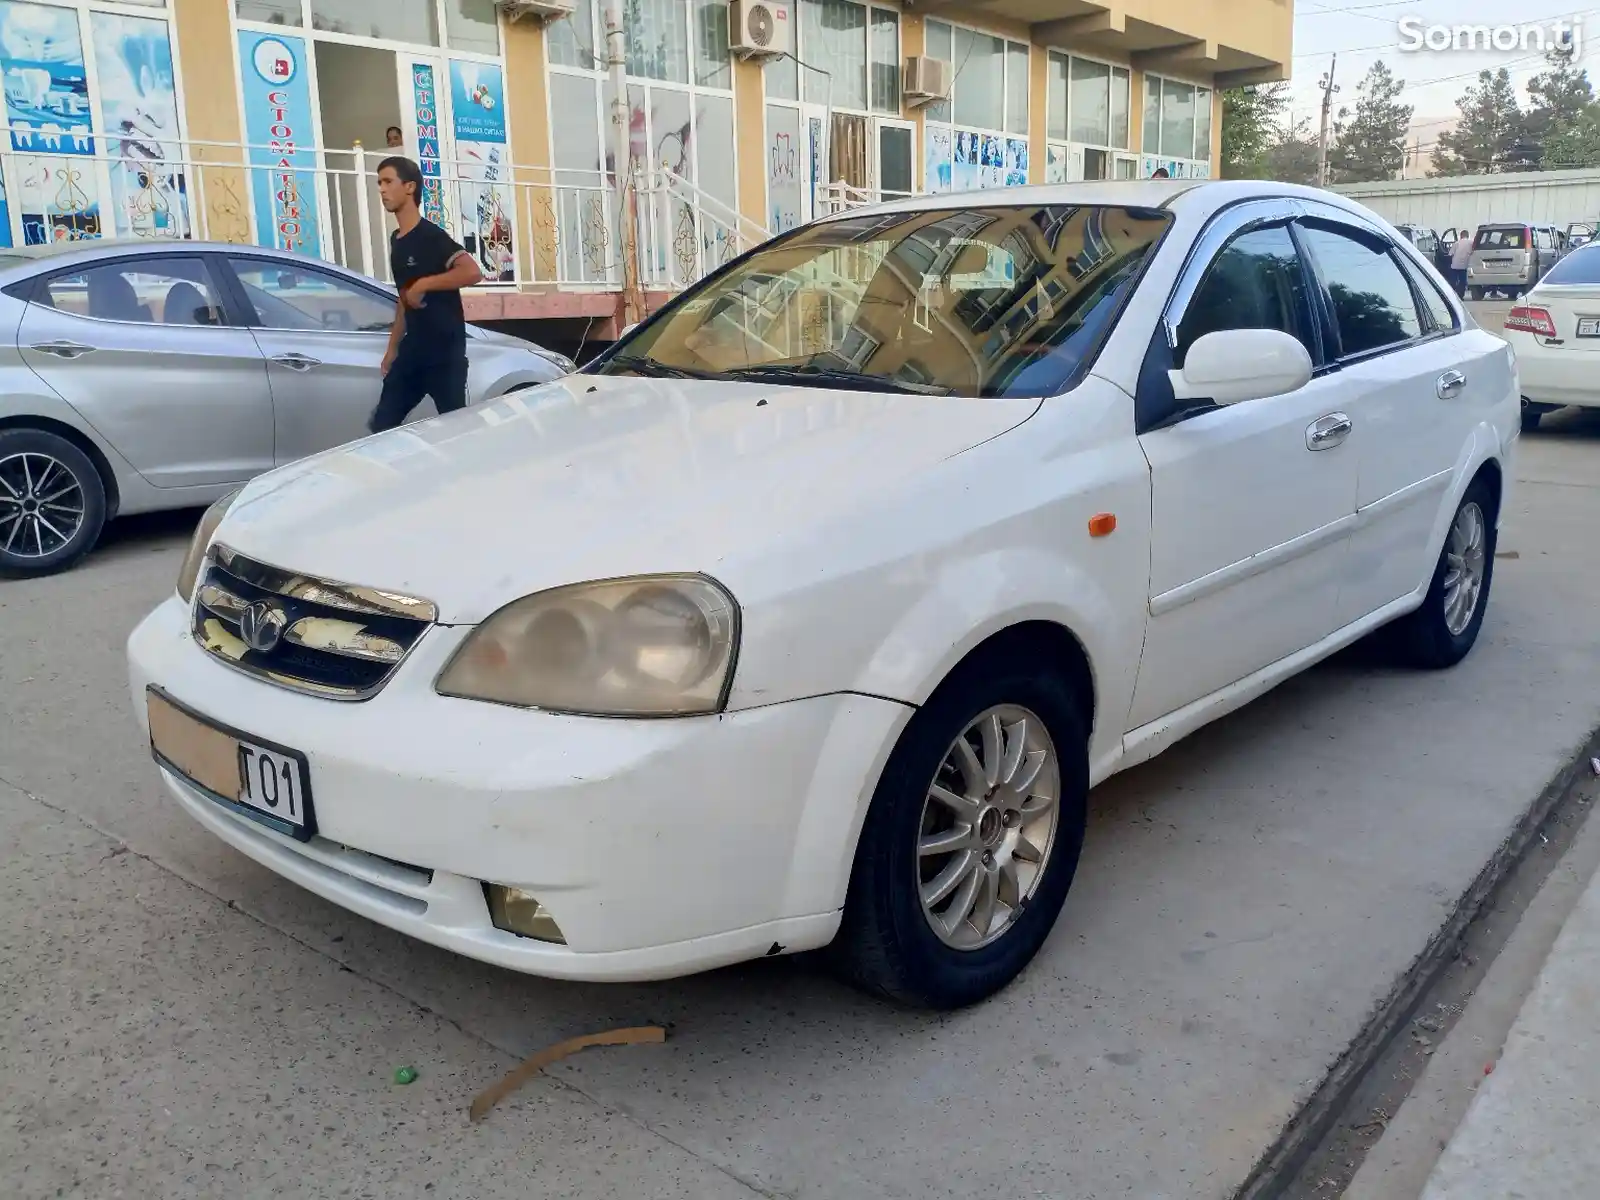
[
  {"x1": 30, "y1": 340, "x2": 95, "y2": 359},
  {"x1": 270, "y1": 353, "x2": 322, "y2": 372},
  {"x1": 1436, "y1": 369, "x2": 1467, "y2": 399},
  {"x1": 1306, "y1": 412, "x2": 1353, "y2": 451}
]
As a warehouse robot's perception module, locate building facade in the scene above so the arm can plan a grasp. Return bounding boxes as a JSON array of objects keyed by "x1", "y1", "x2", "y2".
[{"x1": 0, "y1": 0, "x2": 1290, "y2": 325}]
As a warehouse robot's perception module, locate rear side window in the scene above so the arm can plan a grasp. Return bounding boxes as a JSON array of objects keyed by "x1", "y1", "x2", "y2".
[
  {"x1": 1398, "y1": 256, "x2": 1458, "y2": 332},
  {"x1": 1298, "y1": 222, "x2": 1422, "y2": 357},
  {"x1": 1475, "y1": 227, "x2": 1528, "y2": 250},
  {"x1": 1539, "y1": 245, "x2": 1600, "y2": 285},
  {"x1": 1176, "y1": 224, "x2": 1318, "y2": 366},
  {"x1": 36, "y1": 257, "x2": 226, "y2": 326}
]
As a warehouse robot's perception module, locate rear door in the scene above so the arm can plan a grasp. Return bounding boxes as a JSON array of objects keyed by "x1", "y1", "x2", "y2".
[
  {"x1": 222, "y1": 256, "x2": 413, "y2": 465},
  {"x1": 17, "y1": 253, "x2": 274, "y2": 488},
  {"x1": 1294, "y1": 209, "x2": 1490, "y2": 625}
]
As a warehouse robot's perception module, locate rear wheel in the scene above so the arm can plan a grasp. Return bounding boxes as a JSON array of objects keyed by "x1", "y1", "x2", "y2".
[
  {"x1": 0, "y1": 428, "x2": 107, "y2": 578},
  {"x1": 1389, "y1": 477, "x2": 1496, "y2": 669},
  {"x1": 830, "y1": 648, "x2": 1089, "y2": 1009}
]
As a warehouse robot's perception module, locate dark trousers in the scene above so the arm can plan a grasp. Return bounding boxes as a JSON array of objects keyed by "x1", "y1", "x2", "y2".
[
  {"x1": 369, "y1": 353, "x2": 469, "y2": 434},
  {"x1": 1450, "y1": 267, "x2": 1468, "y2": 296}
]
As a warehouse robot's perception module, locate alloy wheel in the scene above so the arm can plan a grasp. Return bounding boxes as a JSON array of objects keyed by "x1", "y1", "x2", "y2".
[
  {"x1": 0, "y1": 452, "x2": 87, "y2": 559},
  {"x1": 916, "y1": 705, "x2": 1061, "y2": 951},
  {"x1": 1443, "y1": 500, "x2": 1487, "y2": 636}
]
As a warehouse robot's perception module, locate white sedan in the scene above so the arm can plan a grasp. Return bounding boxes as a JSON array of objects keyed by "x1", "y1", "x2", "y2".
[
  {"x1": 128, "y1": 180, "x2": 1517, "y2": 1009},
  {"x1": 1503, "y1": 242, "x2": 1600, "y2": 429}
]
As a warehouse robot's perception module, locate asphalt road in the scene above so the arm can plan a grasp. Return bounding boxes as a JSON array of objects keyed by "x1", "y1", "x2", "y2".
[{"x1": 3, "y1": 333, "x2": 1598, "y2": 1200}]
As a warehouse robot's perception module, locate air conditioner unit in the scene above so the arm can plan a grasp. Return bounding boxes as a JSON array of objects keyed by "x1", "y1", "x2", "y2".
[
  {"x1": 495, "y1": 0, "x2": 575, "y2": 21},
  {"x1": 729, "y1": 0, "x2": 791, "y2": 60},
  {"x1": 903, "y1": 56, "x2": 952, "y2": 106}
]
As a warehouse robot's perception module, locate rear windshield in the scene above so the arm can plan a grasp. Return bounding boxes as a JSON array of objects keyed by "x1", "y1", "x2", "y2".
[
  {"x1": 1475, "y1": 227, "x2": 1528, "y2": 250},
  {"x1": 1539, "y1": 245, "x2": 1600, "y2": 285}
]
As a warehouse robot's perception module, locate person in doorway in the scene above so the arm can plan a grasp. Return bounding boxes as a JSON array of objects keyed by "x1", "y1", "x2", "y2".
[
  {"x1": 1151, "y1": 166, "x2": 1170, "y2": 178},
  {"x1": 1450, "y1": 224, "x2": 1474, "y2": 297},
  {"x1": 385, "y1": 125, "x2": 405, "y2": 149},
  {"x1": 369, "y1": 156, "x2": 483, "y2": 434}
]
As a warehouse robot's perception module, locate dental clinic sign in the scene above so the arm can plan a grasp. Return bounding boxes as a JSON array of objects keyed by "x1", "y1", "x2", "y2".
[
  {"x1": 238, "y1": 31, "x2": 322, "y2": 258},
  {"x1": 1398, "y1": 17, "x2": 1583, "y2": 55}
]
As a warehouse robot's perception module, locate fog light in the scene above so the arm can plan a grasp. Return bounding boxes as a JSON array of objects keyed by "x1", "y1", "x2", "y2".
[{"x1": 485, "y1": 885, "x2": 566, "y2": 944}]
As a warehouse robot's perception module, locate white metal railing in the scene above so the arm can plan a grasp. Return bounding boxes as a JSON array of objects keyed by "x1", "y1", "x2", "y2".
[{"x1": 631, "y1": 164, "x2": 771, "y2": 291}]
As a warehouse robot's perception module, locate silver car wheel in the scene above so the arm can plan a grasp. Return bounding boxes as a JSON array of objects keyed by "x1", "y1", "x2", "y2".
[
  {"x1": 917, "y1": 705, "x2": 1061, "y2": 951},
  {"x1": 1443, "y1": 500, "x2": 1487, "y2": 637},
  {"x1": 0, "y1": 452, "x2": 87, "y2": 559}
]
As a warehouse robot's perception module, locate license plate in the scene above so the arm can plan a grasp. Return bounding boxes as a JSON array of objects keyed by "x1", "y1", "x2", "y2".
[
  {"x1": 1578, "y1": 318, "x2": 1600, "y2": 337},
  {"x1": 146, "y1": 688, "x2": 315, "y2": 840},
  {"x1": 1485, "y1": 258, "x2": 1512, "y2": 266}
]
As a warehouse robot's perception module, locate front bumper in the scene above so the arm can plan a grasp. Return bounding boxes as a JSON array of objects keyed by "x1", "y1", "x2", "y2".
[{"x1": 128, "y1": 596, "x2": 908, "y2": 982}]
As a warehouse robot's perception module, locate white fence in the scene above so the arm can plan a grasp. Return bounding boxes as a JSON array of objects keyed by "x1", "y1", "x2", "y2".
[
  {"x1": 0, "y1": 128, "x2": 772, "y2": 295},
  {"x1": 1335, "y1": 168, "x2": 1600, "y2": 233}
]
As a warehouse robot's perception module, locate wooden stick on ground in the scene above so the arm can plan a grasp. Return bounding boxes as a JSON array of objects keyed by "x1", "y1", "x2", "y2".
[{"x1": 469, "y1": 1026, "x2": 667, "y2": 1123}]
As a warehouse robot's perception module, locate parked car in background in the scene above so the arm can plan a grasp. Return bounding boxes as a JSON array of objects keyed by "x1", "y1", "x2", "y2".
[
  {"x1": 0, "y1": 241, "x2": 573, "y2": 577},
  {"x1": 1504, "y1": 241, "x2": 1600, "y2": 429},
  {"x1": 1467, "y1": 223, "x2": 1566, "y2": 299},
  {"x1": 1396, "y1": 223, "x2": 1450, "y2": 275},
  {"x1": 129, "y1": 180, "x2": 1517, "y2": 1010}
]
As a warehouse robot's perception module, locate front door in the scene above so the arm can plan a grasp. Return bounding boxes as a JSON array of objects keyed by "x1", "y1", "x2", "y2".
[
  {"x1": 874, "y1": 120, "x2": 914, "y2": 201},
  {"x1": 18, "y1": 254, "x2": 274, "y2": 489},
  {"x1": 224, "y1": 255, "x2": 412, "y2": 464},
  {"x1": 1130, "y1": 216, "x2": 1359, "y2": 729}
]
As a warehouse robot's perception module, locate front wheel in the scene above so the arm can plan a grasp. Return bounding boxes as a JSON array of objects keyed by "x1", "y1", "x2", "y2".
[
  {"x1": 0, "y1": 428, "x2": 107, "y2": 578},
  {"x1": 1389, "y1": 479, "x2": 1496, "y2": 669},
  {"x1": 830, "y1": 652, "x2": 1089, "y2": 1009}
]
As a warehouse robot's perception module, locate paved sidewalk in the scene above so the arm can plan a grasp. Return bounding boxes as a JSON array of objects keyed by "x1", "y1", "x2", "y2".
[{"x1": 1420, "y1": 827, "x2": 1600, "y2": 1199}]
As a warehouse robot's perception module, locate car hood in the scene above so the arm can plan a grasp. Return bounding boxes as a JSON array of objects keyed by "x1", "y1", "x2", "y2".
[{"x1": 218, "y1": 375, "x2": 1040, "y2": 623}]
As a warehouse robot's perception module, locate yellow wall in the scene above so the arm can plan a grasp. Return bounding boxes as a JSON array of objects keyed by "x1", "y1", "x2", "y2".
[
  {"x1": 503, "y1": 17, "x2": 558, "y2": 280},
  {"x1": 172, "y1": 0, "x2": 249, "y2": 243}
]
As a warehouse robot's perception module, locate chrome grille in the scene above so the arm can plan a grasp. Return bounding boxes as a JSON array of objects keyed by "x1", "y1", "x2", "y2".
[{"x1": 191, "y1": 545, "x2": 436, "y2": 701}]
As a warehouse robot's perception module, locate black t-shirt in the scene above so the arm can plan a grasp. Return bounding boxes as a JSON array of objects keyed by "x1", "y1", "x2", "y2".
[{"x1": 390, "y1": 218, "x2": 468, "y2": 361}]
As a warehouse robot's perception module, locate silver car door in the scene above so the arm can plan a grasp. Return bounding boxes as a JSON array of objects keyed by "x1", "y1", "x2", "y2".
[
  {"x1": 17, "y1": 253, "x2": 274, "y2": 489},
  {"x1": 225, "y1": 256, "x2": 421, "y2": 465}
]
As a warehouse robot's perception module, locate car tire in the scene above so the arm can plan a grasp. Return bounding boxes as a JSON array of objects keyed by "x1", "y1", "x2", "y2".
[
  {"x1": 1389, "y1": 477, "x2": 1497, "y2": 670},
  {"x1": 1521, "y1": 402, "x2": 1544, "y2": 432},
  {"x1": 0, "y1": 427, "x2": 107, "y2": 578},
  {"x1": 829, "y1": 647, "x2": 1089, "y2": 1009}
]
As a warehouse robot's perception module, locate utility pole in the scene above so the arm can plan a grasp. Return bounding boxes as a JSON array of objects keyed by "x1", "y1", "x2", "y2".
[{"x1": 1317, "y1": 55, "x2": 1339, "y2": 187}]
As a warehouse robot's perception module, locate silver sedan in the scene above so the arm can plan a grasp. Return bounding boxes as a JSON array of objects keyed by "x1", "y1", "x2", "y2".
[{"x1": 0, "y1": 240, "x2": 572, "y2": 577}]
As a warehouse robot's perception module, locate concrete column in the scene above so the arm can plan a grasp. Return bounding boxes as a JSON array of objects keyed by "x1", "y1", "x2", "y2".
[{"x1": 171, "y1": 0, "x2": 251, "y2": 243}]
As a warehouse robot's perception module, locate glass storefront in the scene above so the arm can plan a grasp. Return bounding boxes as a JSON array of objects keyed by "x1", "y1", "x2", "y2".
[
  {"x1": 1140, "y1": 73, "x2": 1212, "y2": 178},
  {"x1": 922, "y1": 19, "x2": 1029, "y2": 196},
  {"x1": 1044, "y1": 51, "x2": 1135, "y2": 183}
]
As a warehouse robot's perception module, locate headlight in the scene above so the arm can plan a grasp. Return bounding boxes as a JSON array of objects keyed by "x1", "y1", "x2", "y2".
[
  {"x1": 176, "y1": 489, "x2": 241, "y2": 603},
  {"x1": 435, "y1": 576, "x2": 739, "y2": 716},
  {"x1": 536, "y1": 348, "x2": 575, "y2": 373}
]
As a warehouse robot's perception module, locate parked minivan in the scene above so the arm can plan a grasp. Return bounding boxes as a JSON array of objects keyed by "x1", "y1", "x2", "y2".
[{"x1": 1467, "y1": 223, "x2": 1564, "y2": 299}]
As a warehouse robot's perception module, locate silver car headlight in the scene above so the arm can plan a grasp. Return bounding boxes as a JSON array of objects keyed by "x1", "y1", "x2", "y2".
[
  {"x1": 435, "y1": 576, "x2": 739, "y2": 716},
  {"x1": 535, "y1": 348, "x2": 575, "y2": 373},
  {"x1": 177, "y1": 489, "x2": 241, "y2": 603}
]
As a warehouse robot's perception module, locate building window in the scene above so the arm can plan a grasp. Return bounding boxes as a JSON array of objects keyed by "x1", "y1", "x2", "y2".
[
  {"x1": 766, "y1": 0, "x2": 896, "y2": 114},
  {"x1": 1045, "y1": 51, "x2": 1132, "y2": 182},
  {"x1": 310, "y1": 0, "x2": 440, "y2": 44},
  {"x1": 240, "y1": 1, "x2": 501, "y2": 50},
  {"x1": 1143, "y1": 74, "x2": 1212, "y2": 165},
  {"x1": 444, "y1": 0, "x2": 500, "y2": 54},
  {"x1": 869, "y1": 8, "x2": 899, "y2": 115},
  {"x1": 924, "y1": 20, "x2": 1030, "y2": 194}
]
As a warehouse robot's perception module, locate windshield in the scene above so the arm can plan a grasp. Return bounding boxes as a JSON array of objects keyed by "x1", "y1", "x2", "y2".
[
  {"x1": 1475, "y1": 227, "x2": 1528, "y2": 250},
  {"x1": 597, "y1": 205, "x2": 1173, "y2": 398},
  {"x1": 1540, "y1": 244, "x2": 1600, "y2": 285}
]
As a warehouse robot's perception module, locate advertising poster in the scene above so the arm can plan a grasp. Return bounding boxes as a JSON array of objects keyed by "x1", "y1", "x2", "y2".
[
  {"x1": 0, "y1": 175, "x2": 10, "y2": 246},
  {"x1": 980, "y1": 134, "x2": 1002, "y2": 189},
  {"x1": 1004, "y1": 138, "x2": 1028, "y2": 188},
  {"x1": 16, "y1": 152, "x2": 98, "y2": 243},
  {"x1": 238, "y1": 30, "x2": 321, "y2": 258},
  {"x1": 1045, "y1": 144, "x2": 1067, "y2": 185},
  {"x1": 924, "y1": 125, "x2": 951, "y2": 194},
  {"x1": 92, "y1": 13, "x2": 186, "y2": 240},
  {"x1": 765, "y1": 104, "x2": 801, "y2": 234},
  {"x1": 0, "y1": 1, "x2": 92, "y2": 156},
  {"x1": 406, "y1": 61, "x2": 446, "y2": 226},
  {"x1": 449, "y1": 59, "x2": 513, "y2": 281}
]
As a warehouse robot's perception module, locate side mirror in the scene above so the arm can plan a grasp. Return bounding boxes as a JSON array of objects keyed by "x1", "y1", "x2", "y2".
[{"x1": 1170, "y1": 328, "x2": 1313, "y2": 407}]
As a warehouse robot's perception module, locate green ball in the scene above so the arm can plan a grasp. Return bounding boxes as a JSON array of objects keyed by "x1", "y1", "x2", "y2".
[{"x1": 394, "y1": 1066, "x2": 419, "y2": 1085}]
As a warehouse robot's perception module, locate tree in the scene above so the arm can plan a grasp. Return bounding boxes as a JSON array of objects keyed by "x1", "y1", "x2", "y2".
[
  {"x1": 1263, "y1": 116, "x2": 1320, "y2": 184},
  {"x1": 1221, "y1": 82, "x2": 1289, "y2": 179},
  {"x1": 1525, "y1": 43, "x2": 1598, "y2": 168},
  {"x1": 1330, "y1": 61, "x2": 1414, "y2": 182},
  {"x1": 1542, "y1": 106, "x2": 1600, "y2": 169},
  {"x1": 1432, "y1": 69, "x2": 1529, "y2": 175}
]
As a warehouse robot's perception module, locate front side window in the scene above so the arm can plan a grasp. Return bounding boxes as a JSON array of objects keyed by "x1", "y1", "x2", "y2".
[
  {"x1": 39, "y1": 258, "x2": 225, "y2": 327},
  {"x1": 1297, "y1": 223, "x2": 1422, "y2": 357},
  {"x1": 229, "y1": 259, "x2": 394, "y2": 332},
  {"x1": 599, "y1": 204, "x2": 1173, "y2": 398},
  {"x1": 1176, "y1": 225, "x2": 1316, "y2": 367}
]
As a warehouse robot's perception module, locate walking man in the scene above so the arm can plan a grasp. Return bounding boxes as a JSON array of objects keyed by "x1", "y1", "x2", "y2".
[
  {"x1": 370, "y1": 156, "x2": 483, "y2": 434},
  {"x1": 1450, "y1": 224, "x2": 1474, "y2": 297}
]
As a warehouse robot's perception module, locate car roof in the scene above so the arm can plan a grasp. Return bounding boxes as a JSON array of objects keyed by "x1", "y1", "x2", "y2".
[{"x1": 0, "y1": 239, "x2": 387, "y2": 285}]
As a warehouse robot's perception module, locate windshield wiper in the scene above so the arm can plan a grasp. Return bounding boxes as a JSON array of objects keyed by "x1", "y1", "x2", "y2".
[
  {"x1": 603, "y1": 354, "x2": 727, "y2": 380},
  {"x1": 723, "y1": 364, "x2": 951, "y2": 395}
]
